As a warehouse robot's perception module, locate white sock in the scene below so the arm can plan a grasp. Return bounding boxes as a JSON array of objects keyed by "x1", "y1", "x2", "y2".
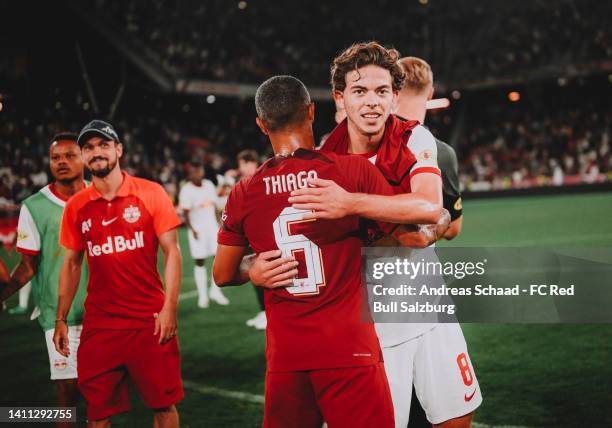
[
  {"x1": 19, "y1": 282, "x2": 31, "y2": 308},
  {"x1": 209, "y1": 269, "x2": 216, "y2": 288},
  {"x1": 194, "y1": 266, "x2": 208, "y2": 301}
]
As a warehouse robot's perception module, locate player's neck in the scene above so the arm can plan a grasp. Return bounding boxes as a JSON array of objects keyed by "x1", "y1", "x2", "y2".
[
  {"x1": 92, "y1": 166, "x2": 124, "y2": 200},
  {"x1": 396, "y1": 95, "x2": 427, "y2": 123},
  {"x1": 269, "y1": 126, "x2": 315, "y2": 156},
  {"x1": 53, "y1": 177, "x2": 85, "y2": 199},
  {"x1": 191, "y1": 179, "x2": 203, "y2": 187},
  {"x1": 346, "y1": 119, "x2": 384, "y2": 155}
]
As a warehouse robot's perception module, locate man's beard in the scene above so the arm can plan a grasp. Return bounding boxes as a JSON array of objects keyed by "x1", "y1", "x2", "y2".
[{"x1": 89, "y1": 158, "x2": 117, "y2": 178}]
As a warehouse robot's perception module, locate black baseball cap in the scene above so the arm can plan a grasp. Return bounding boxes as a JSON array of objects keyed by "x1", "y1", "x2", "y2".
[{"x1": 77, "y1": 120, "x2": 120, "y2": 147}]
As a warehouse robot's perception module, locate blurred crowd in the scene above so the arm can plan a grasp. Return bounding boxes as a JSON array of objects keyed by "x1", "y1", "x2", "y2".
[
  {"x1": 1, "y1": 86, "x2": 610, "y2": 206},
  {"x1": 0, "y1": 96, "x2": 269, "y2": 206},
  {"x1": 87, "y1": 0, "x2": 610, "y2": 86},
  {"x1": 458, "y1": 105, "x2": 611, "y2": 191}
]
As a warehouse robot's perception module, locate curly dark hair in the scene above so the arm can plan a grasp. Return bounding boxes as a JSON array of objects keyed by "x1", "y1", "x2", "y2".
[{"x1": 330, "y1": 42, "x2": 405, "y2": 92}]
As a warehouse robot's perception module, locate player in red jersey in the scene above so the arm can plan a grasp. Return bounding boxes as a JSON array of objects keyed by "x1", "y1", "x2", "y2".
[
  {"x1": 213, "y1": 76, "x2": 441, "y2": 428},
  {"x1": 281, "y1": 43, "x2": 480, "y2": 428},
  {"x1": 54, "y1": 120, "x2": 183, "y2": 427}
]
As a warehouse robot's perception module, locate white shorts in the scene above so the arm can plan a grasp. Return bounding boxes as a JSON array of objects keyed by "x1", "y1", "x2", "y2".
[
  {"x1": 188, "y1": 228, "x2": 218, "y2": 259},
  {"x1": 44, "y1": 325, "x2": 82, "y2": 380},
  {"x1": 382, "y1": 323, "x2": 482, "y2": 426}
]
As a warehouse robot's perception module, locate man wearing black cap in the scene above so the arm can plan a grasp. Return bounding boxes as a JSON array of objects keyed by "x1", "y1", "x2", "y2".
[{"x1": 54, "y1": 120, "x2": 184, "y2": 427}]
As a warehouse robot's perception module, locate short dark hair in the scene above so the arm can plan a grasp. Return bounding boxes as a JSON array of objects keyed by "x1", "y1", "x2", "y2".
[
  {"x1": 51, "y1": 133, "x2": 78, "y2": 145},
  {"x1": 255, "y1": 75, "x2": 311, "y2": 131},
  {"x1": 331, "y1": 41, "x2": 405, "y2": 92},
  {"x1": 237, "y1": 149, "x2": 258, "y2": 164}
]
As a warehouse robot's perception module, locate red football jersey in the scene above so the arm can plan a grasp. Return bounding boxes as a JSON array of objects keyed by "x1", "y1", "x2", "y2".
[
  {"x1": 321, "y1": 115, "x2": 441, "y2": 194},
  {"x1": 60, "y1": 172, "x2": 181, "y2": 329},
  {"x1": 218, "y1": 149, "x2": 395, "y2": 372}
]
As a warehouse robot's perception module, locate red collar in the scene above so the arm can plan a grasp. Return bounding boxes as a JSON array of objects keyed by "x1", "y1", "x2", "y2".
[
  {"x1": 87, "y1": 172, "x2": 132, "y2": 201},
  {"x1": 49, "y1": 181, "x2": 88, "y2": 202},
  {"x1": 321, "y1": 115, "x2": 420, "y2": 185},
  {"x1": 49, "y1": 182, "x2": 69, "y2": 202}
]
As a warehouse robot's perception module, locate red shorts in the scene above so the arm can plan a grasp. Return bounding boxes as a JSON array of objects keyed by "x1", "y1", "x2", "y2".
[
  {"x1": 77, "y1": 327, "x2": 183, "y2": 420},
  {"x1": 264, "y1": 363, "x2": 394, "y2": 428}
]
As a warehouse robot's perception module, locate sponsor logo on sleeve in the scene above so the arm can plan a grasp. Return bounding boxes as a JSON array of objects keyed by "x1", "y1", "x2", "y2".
[
  {"x1": 17, "y1": 230, "x2": 29, "y2": 242},
  {"x1": 454, "y1": 197, "x2": 462, "y2": 211},
  {"x1": 418, "y1": 149, "x2": 432, "y2": 161}
]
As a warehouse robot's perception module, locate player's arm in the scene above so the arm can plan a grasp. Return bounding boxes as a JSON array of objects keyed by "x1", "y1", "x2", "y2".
[
  {"x1": 0, "y1": 259, "x2": 8, "y2": 283},
  {"x1": 230, "y1": 250, "x2": 299, "y2": 288},
  {"x1": 390, "y1": 171, "x2": 448, "y2": 248},
  {"x1": 156, "y1": 229, "x2": 181, "y2": 344},
  {"x1": 182, "y1": 208, "x2": 199, "y2": 240},
  {"x1": 440, "y1": 142, "x2": 463, "y2": 240},
  {"x1": 390, "y1": 208, "x2": 451, "y2": 248},
  {"x1": 289, "y1": 178, "x2": 441, "y2": 224},
  {"x1": 0, "y1": 254, "x2": 38, "y2": 302},
  {"x1": 213, "y1": 244, "x2": 250, "y2": 287},
  {"x1": 445, "y1": 215, "x2": 463, "y2": 240},
  {"x1": 2, "y1": 204, "x2": 41, "y2": 300},
  {"x1": 54, "y1": 248, "x2": 83, "y2": 357}
]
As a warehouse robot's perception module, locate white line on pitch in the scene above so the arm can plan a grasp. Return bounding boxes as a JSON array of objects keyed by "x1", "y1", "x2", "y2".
[
  {"x1": 183, "y1": 379, "x2": 264, "y2": 404},
  {"x1": 183, "y1": 379, "x2": 533, "y2": 428},
  {"x1": 178, "y1": 290, "x2": 199, "y2": 301},
  {"x1": 473, "y1": 423, "x2": 533, "y2": 428}
]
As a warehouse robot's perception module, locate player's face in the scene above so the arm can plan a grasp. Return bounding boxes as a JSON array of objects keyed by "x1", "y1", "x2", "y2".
[
  {"x1": 335, "y1": 64, "x2": 397, "y2": 137},
  {"x1": 49, "y1": 141, "x2": 84, "y2": 183},
  {"x1": 81, "y1": 136, "x2": 122, "y2": 178},
  {"x1": 189, "y1": 166, "x2": 204, "y2": 182},
  {"x1": 238, "y1": 160, "x2": 257, "y2": 178}
]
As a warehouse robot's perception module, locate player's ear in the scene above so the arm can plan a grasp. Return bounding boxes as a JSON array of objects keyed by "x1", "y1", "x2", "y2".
[
  {"x1": 333, "y1": 90, "x2": 345, "y2": 111},
  {"x1": 428, "y1": 85, "x2": 434, "y2": 101},
  {"x1": 391, "y1": 90, "x2": 399, "y2": 112},
  {"x1": 255, "y1": 117, "x2": 269, "y2": 136},
  {"x1": 307, "y1": 103, "x2": 315, "y2": 122},
  {"x1": 116, "y1": 142, "x2": 124, "y2": 158}
]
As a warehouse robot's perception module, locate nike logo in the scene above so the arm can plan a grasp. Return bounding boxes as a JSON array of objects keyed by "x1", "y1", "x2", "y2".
[
  {"x1": 464, "y1": 389, "x2": 477, "y2": 402},
  {"x1": 102, "y1": 217, "x2": 118, "y2": 226}
]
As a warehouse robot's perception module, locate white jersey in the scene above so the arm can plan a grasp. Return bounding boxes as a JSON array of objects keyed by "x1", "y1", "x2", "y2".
[
  {"x1": 372, "y1": 124, "x2": 442, "y2": 347},
  {"x1": 367, "y1": 124, "x2": 440, "y2": 177},
  {"x1": 178, "y1": 180, "x2": 219, "y2": 233}
]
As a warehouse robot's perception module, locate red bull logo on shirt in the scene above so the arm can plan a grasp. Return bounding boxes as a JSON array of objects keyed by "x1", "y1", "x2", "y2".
[{"x1": 87, "y1": 231, "x2": 145, "y2": 256}]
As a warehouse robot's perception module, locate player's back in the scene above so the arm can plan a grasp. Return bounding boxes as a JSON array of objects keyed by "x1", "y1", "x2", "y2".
[{"x1": 219, "y1": 148, "x2": 394, "y2": 372}]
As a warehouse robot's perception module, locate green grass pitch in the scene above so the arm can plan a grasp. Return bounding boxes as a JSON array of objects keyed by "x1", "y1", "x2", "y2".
[{"x1": 0, "y1": 192, "x2": 611, "y2": 427}]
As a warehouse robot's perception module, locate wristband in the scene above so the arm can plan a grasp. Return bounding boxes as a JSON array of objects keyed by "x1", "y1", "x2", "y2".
[{"x1": 55, "y1": 318, "x2": 67, "y2": 323}]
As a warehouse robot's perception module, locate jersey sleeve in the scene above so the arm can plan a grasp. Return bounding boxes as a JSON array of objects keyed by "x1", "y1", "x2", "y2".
[
  {"x1": 177, "y1": 184, "x2": 192, "y2": 211},
  {"x1": 146, "y1": 183, "x2": 182, "y2": 237},
  {"x1": 16, "y1": 204, "x2": 40, "y2": 255},
  {"x1": 59, "y1": 199, "x2": 86, "y2": 251},
  {"x1": 407, "y1": 125, "x2": 441, "y2": 179},
  {"x1": 218, "y1": 181, "x2": 248, "y2": 247},
  {"x1": 437, "y1": 141, "x2": 463, "y2": 220}
]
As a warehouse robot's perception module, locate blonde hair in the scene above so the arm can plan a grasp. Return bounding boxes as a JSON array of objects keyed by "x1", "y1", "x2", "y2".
[{"x1": 399, "y1": 57, "x2": 433, "y2": 94}]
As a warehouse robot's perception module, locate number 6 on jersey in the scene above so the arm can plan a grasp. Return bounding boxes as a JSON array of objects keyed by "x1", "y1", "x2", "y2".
[{"x1": 273, "y1": 207, "x2": 325, "y2": 295}]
